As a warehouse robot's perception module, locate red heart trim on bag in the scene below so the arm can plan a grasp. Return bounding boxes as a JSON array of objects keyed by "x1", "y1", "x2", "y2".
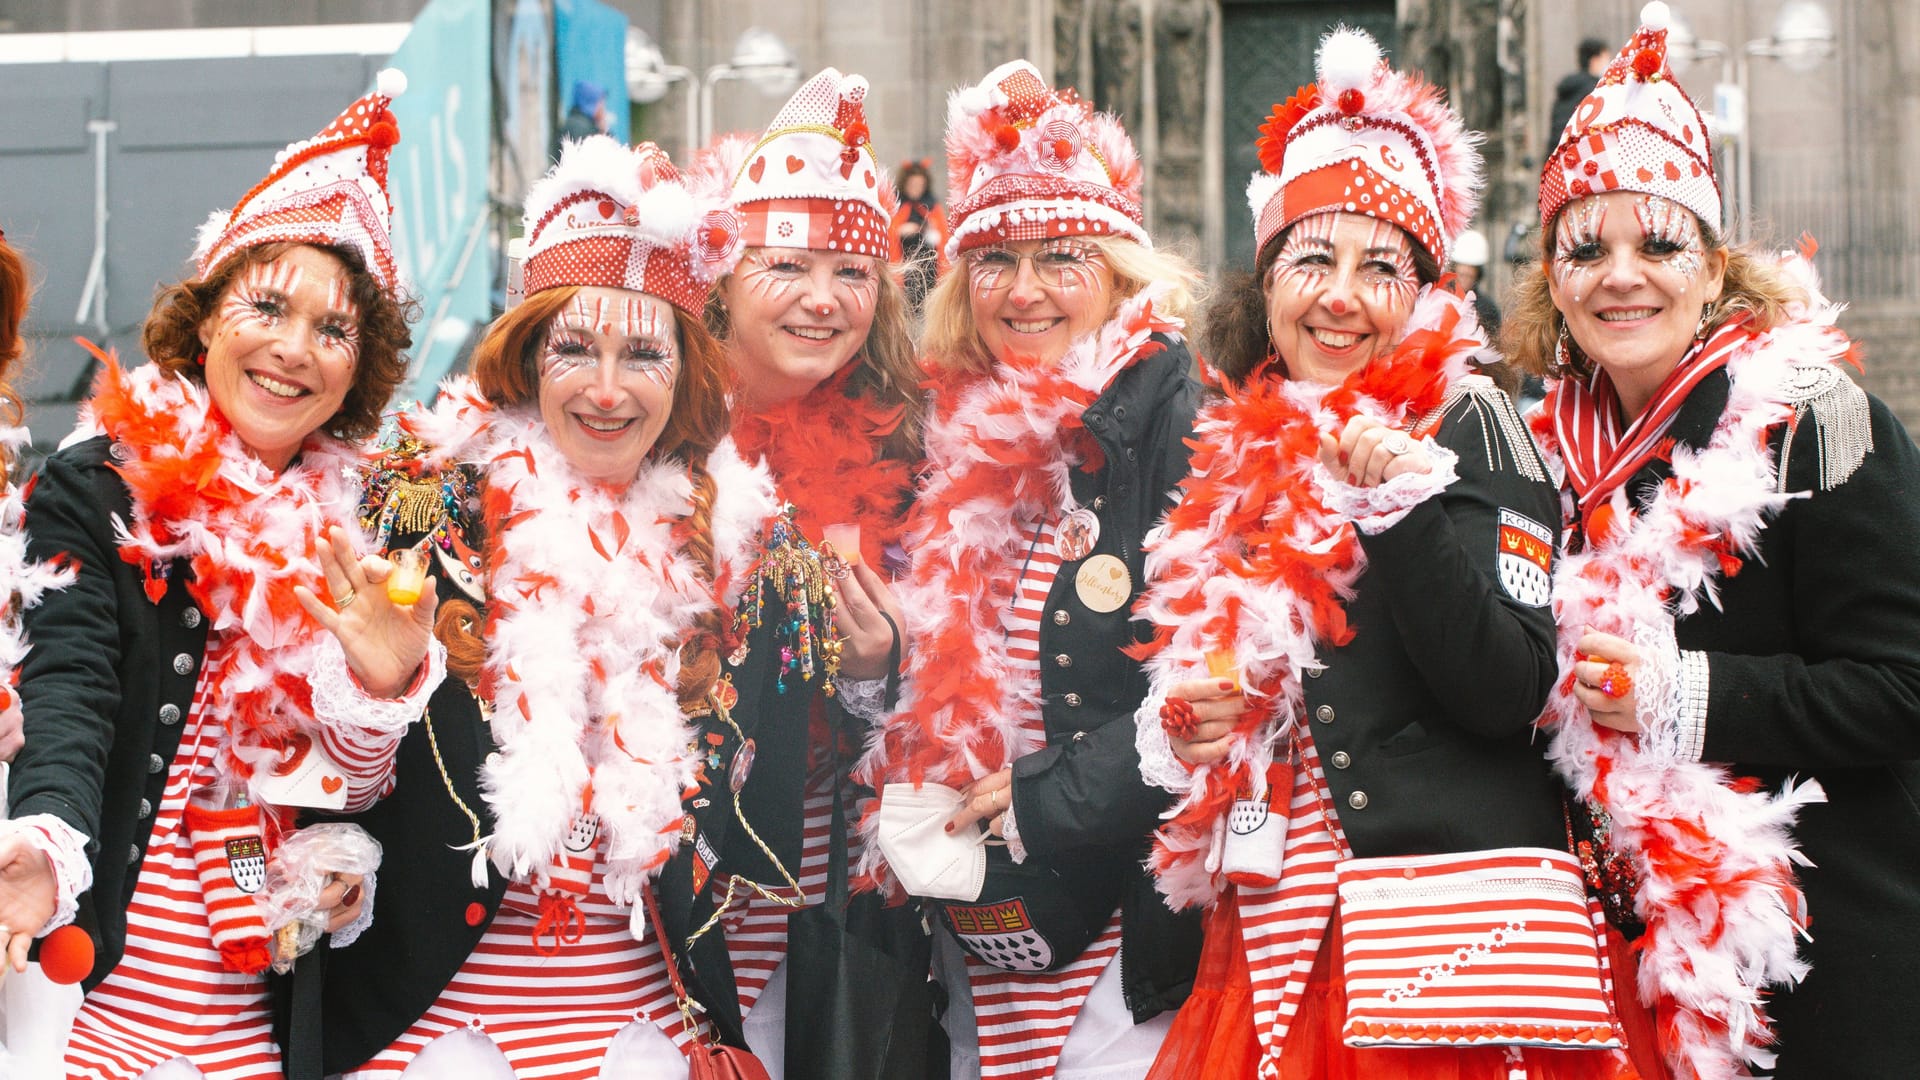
[
  {"x1": 748, "y1": 156, "x2": 766, "y2": 183},
  {"x1": 321, "y1": 775, "x2": 343, "y2": 795}
]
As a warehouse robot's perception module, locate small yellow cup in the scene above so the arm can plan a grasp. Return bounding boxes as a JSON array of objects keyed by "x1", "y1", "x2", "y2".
[{"x1": 386, "y1": 546, "x2": 429, "y2": 606}]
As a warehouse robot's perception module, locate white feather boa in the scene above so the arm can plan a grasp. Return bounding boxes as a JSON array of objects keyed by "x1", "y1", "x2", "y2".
[
  {"x1": 1531, "y1": 252, "x2": 1844, "y2": 1078},
  {"x1": 1132, "y1": 286, "x2": 1481, "y2": 910},
  {"x1": 1, "y1": 425, "x2": 77, "y2": 704},
  {"x1": 851, "y1": 284, "x2": 1182, "y2": 889},
  {"x1": 403, "y1": 377, "x2": 777, "y2": 906}
]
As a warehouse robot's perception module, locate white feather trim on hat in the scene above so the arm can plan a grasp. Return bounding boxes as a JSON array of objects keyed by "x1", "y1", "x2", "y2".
[
  {"x1": 1316, "y1": 26, "x2": 1382, "y2": 92},
  {"x1": 524, "y1": 135, "x2": 645, "y2": 231}
]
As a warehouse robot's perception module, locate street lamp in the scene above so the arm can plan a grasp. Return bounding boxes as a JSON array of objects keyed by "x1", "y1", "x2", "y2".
[
  {"x1": 626, "y1": 27, "x2": 694, "y2": 155},
  {"x1": 699, "y1": 28, "x2": 801, "y2": 145},
  {"x1": 1668, "y1": 2, "x2": 1835, "y2": 243}
]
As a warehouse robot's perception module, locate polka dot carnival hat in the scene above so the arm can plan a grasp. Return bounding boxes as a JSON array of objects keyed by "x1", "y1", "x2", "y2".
[
  {"x1": 1539, "y1": 2, "x2": 1720, "y2": 234},
  {"x1": 521, "y1": 136, "x2": 744, "y2": 315},
  {"x1": 194, "y1": 69, "x2": 408, "y2": 294},
  {"x1": 1247, "y1": 28, "x2": 1481, "y2": 266},
  {"x1": 704, "y1": 67, "x2": 898, "y2": 259},
  {"x1": 942, "y1": 60, "x2": 1148, "y2": 258}
]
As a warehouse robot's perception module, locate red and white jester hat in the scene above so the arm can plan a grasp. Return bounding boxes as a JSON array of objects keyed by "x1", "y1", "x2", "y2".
[
  {"x1": 942, "y1": 59, "x2": 1148, "y2": 257},
  {"x1": 712, "y1": 67, "x2": 897, "y2": 259},
  {"x1": 1248, "y1": 27, "x2": 1481, "y2": 266},
  {"x1": 1539, "y1": 1, "x2": 1720, "y2": 233},
  {"x1": 195, "y1": 69, "x2": 408, "y2": 293},
  {"x1": 521, "y1": 136, "x2": 744, "y2": 314}
]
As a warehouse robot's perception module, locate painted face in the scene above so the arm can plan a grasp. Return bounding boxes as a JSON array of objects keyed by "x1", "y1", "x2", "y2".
[
  {"x1": 535, "y1": 286, "x2": 681, "y2": 488},
  {"x1": 1546, "y1": 191, "x2": 1727, "y2": 402},
  {"x1": 718, "y1": 247, "x2": 880, "y2": 408},
  {"x1": 1262, "y1": 211, "x2": 1420, "y2": 386},
  {"x1": 197, "y1": 245, "x2": 363, "y2": 473},
  {"x1": 966, "y1": 238, "x2": 1116, "y2": 366}
]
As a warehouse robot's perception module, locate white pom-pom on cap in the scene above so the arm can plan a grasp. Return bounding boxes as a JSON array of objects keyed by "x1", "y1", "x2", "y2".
[
  {"x1": 1316, "y1": 26, "x2": 1384, "y2": 94},
  {"x1": 840, "y1": 73, "x2": 869, "y2": 104},
  {"x1": 1640, "y1": 1, "x2": 1671, "y2": 31},
  {"x1": 376, "y1": 67, "x2": 408, "y2": 99}
]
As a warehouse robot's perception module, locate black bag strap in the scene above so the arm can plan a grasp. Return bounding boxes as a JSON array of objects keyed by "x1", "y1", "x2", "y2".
[{"x1": 283, "y1": 934, "x2": 328, "y2": 1080}]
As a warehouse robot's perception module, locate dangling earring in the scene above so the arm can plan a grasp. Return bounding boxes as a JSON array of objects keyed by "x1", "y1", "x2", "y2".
[
  {"x1": 195, "y1": 351, "x2": 207, "y2": 366},
  {"x1": 1555, "y1": 321, "x2": 1572, "y2": 370},
  {"x1": 1693, "y1": 302, "x2": 1716, "y2": 343}
]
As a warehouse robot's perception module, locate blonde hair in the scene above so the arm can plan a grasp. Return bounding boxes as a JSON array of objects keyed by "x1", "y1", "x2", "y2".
[
  {"x1": 920, "y1": 234, "x2": 1203, "y2": 374},
  {"x1": 1502, "y1": 217, "x2": 1808, "y2": 380}
]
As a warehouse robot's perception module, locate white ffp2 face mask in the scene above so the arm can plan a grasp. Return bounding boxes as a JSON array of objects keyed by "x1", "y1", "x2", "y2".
[{"x1": 874, "y1": 782, "x2": 988, "y2": 901}]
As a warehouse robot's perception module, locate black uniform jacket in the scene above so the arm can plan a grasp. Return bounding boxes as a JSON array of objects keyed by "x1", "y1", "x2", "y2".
[
  {"x1": 1624, "y1": 368, "x2": 1920, "y2": 1078},
  {"x1": 1005, "y1": 335, "x2": 1206, "y2": 1022},
  {"x1": 1305, "y1": 381, "x2": 1567, "y2": 858},
  {"x1": 300, "y1": 501, "x2": 820, "y2": 1073},
  {"x1": 11, "y1": 435, "x2": 214, "y2": 991}
]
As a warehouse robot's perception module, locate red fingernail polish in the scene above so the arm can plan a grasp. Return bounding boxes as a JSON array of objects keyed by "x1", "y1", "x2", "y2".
[
  {"x1": 944, "y1": 823, "x2": 955, "y2": 834},
  {"x1": 1219, "y1": 680, "x2": 1235, "y2": 691}
]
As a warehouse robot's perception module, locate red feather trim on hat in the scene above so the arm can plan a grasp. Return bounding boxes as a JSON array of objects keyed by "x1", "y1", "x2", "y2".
[{"x1": 1256, "y1": 86, "x2": 1320, "y2": 176}]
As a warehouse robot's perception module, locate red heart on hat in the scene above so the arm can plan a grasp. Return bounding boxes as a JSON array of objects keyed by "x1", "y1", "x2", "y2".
[
  {"x1": 864, "y1": 170, "x2": 875, "y2": 189},
  {"x1": 1682, "y1": 125, "x2": 1694, "y2": 144},
  {"x1": 598, "y1": 199, "x2": 616, "y2": 218},
  {"x1": 1636, "y1": 167, "x2": 1655, "y2": 183},
  {"x1": 748, "y1": 156, "x2": 766, "y2": 183},
  {"x1": 1664, "y1": 161, "x2": 1682, "y2": 181},
  {"x1": 786, "y1": 155, "x2": 805, "y2": 174},
  {"x1": 1690, "y1": 160, "x2": 1702, "y2": 177}
]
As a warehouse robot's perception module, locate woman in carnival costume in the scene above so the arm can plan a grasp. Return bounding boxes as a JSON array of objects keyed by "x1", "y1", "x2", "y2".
[
  {"x1": 1507, "y1": 4, "x2": 1920, "y2": 1076},
  {"x1": 1135, "y1": 29, "x2": 1634, "y2": 1079},
  {"x1": 854, "y1": 59, "x2": 1206, "y2": 1080},
  {"x1": 316, "y1": 134, "x2": 834, "y2": 1080},
  {"x1": 696, "y1": 68, "x2": 935, "y2": 1078},
  {"x1": 0, "y1": 71, "x2": 439, "y2": 1080}
]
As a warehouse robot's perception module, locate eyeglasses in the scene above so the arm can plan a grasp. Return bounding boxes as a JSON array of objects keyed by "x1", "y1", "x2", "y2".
[{"x1": 964, "y1": 240, "x2": 1105, "y2": 291}]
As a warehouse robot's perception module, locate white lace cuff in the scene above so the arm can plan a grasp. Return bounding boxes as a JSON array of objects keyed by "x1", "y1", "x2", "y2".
[
  {"x1": 836, "y1": 676, "x2": 891, "y2": 724},
  {"x1": 1134, "y1": 691, "x2": 1195, "y2": 794},
  {"x1": 311, "y1": 634, "x2": 448, "y2": 737},
  {"x1": 2, "y1": 813, "x2": 92, "y2": 932},
  {"x1": 1674, "y1": 651, "x2": 1711, "y2": 763},
  {"x1": 1631, "y1": 619, "x2": 1692, "y2": 760},
  {"x1": 329, "y1": 869, "x2": 376, "y2": 947},
  {"x1": 1002, "y1": 800, "x2": 1027, "y2": 864},
  {"x1": 1312, "y1": 440, "x2": 1460, "y2": 534}
]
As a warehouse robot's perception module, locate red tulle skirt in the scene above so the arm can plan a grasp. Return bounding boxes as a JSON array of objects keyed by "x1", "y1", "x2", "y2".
[{"x1": 1149, "y1": 898, "x2": 1657, "y2": 1080}]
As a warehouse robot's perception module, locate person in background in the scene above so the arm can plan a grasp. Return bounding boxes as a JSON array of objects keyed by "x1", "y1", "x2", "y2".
[
  {"x1": 560, "y1": 80, "x2": 611, "y2": 143},
  {"x1": 1507, "y1": 5, "x2": 1920, "y2": 1077},
  {"x1": 698, "y1": 67, "x2": 935, "y2": 1079},
  {"x1": 855, "y1": 59, "x2": 1206, "y2": 1080},
  {"x1": 1450, "y1": 226, "x2": 1501, "y2": 335},
  {"x1": 0, "y1": 228, "x2": 54, "y2": 767},
  {"x1": 1546, "y1": 36, "x2": 1609, "y2": 162},
  {"x1": 0, "y1": 72, "x2": 434, "y2": 1080},
  {"x1": 890, "y1": 159, "x2": 949, "y2": 313}
]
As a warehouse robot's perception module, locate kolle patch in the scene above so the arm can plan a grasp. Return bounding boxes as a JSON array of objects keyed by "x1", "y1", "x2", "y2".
[
  {"x1": 943, "y1": 896, "x2": 1055, "y2": 972},
  {"x1": 1496, "y1": 508, "x2": 1553, "y2": 607}
]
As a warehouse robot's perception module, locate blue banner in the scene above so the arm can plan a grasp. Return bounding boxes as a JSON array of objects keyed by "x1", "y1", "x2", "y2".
[
  {"x1": 554, "y1": 0, "x2": 630, "y2": 146},
  {"x1": 387, "y1": 0, "x2": 493, "y2": 402}
]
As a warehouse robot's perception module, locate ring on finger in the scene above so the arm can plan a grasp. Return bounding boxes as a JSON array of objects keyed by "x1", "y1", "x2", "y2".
[
  {"x1": 1383, "y1": 432, "x2": 1413, "y2": 457},
  {"x1": 332, "y1": 588, "x2": 358, "y2": 611}
]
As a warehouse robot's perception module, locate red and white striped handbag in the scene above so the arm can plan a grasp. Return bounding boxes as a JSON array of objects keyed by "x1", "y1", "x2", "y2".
[{"x1": 1335, "y1": 846, "x2": 1624, "y2": 1050}]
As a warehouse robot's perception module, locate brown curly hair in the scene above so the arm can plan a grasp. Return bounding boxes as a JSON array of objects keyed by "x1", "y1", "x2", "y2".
[
  {"x1": 462, "y1": 287, "x2": 735, "y2": 707},
  {"x1": 1203, "y1": 222, "x2": 1442, "y2": 386},
  {"x1": 140, "y1": 242, "x2": 416, "y2": 441},
  {"x1": 1501, "y1": 214, "x2": 1803, "y2": 380},
  {"x1": 1, "y1": 233, "x2": 28, "y2": 446},
  {"x1": 706, "y1": 262, "x2": 926, "y2": 461}
]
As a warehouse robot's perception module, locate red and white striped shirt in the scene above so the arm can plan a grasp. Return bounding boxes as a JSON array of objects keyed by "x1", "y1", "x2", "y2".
[
  {"x1": 346, "y1": 853, "x2": 695, "y2": 1079},
  {"x1": 65, "y1": 633, "x2": 409, "y2": 1080},
  {"x1": 960, "y1": 515, "x2": 1128, "y2": 1080}
]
